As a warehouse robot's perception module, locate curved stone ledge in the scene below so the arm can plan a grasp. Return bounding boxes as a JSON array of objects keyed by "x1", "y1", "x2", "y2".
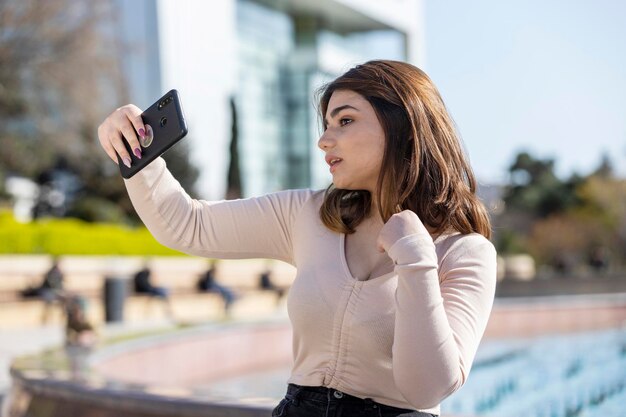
[
  {"x1": 8, "y1": 372, "x2": 273, "y2": 417},
  {"x1": 5, "y1": 293, "x2": 626, "y2": 417},
  {"x1": 486, "y1": 292, "x2": 626, "y2": 338},
  {"x1": 90, "y1": 320, "x2": 292, "y2": 388},
  {"x1": 6, "y1": 320, "x2": 292, "y2": 417}
]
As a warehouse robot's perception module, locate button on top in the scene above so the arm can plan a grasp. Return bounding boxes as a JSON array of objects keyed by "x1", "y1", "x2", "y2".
[{"x1": 333, "y1": 391, "x2": 344, "y2": 399}]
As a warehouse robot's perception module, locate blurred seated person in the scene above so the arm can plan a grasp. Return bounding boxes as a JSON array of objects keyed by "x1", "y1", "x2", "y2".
[
  {"x1": 133, "y1": 263, "x2": 168, "y2": 297},
  {"x1": 197, "y1": 260, "x2": 237, "y2": 315},
  {"x1": 21, "y1": 257, "x2": 66, "y2": 323},
  {"x1": 588, "y1": 246, "x2": 609, "y2": 273},
  {"x1": 21, "y1": 257, "x2": 65, "y2": 299},
  {"x1": 133, "y1": 261, "x2": 174, "y2": 319},
  {"x1": 258, "y1": 261, "x2": 285, "y2": 304}
]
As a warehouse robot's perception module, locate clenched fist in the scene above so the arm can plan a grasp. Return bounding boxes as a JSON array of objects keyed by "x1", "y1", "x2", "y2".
[{"x1": 376, "y1": 210, "x2": 430, "y2": 253}]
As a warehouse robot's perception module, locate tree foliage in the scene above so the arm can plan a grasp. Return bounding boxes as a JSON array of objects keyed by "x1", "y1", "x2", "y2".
[
  {"x1": 0, "y1": 0, "x2": 199, "y2": 223},
  {"x1": 0, "y1": 0, "x2": 127, "y2": 220},
  {"x1": 504, "y1": 152, "x2": 582, "y2": 218},
  {"x1": 0, "y1": 0, "x2": 123, "y2": 172},
  {"x1": 496, "y1": 151, "x2": 626, "y2": 270},
  {"x1": 225, "y1": 97, "x2": 242, "y2": 200}
]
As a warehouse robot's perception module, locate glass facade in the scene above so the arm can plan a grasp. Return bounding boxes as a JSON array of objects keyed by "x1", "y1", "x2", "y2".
[
  {"x1": 236, "y1": 0, "x2": 294, "y2": 196},
  {"x1": 235, "y1": 0, "x2": 407, "y2": 196}
]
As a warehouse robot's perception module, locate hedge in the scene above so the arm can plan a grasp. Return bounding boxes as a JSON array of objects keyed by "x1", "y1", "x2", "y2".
[{"x1": 0, "y1": 210, "x2": 183, "y2": 255}]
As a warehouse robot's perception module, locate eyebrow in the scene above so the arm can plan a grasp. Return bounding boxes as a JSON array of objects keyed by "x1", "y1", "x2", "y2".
[{"x1": 324, "y1": 104, "x2": 360, "y2": 126}]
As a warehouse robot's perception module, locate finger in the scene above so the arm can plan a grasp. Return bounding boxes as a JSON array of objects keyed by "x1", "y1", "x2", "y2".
[
  {"x1": 109, "y1": 130, "x2": 132, "y2": 168},
  {"x1": 120, "y1": 106, "x2": 145, "y2": 158},
  {"x1": 121, "y1": 105, "x2": 146, "y2": 140},
  {"x1": 101, "y1": 140, "x2": 119, "y2": 164},
  {"x1": 98, "y1": 125, "x2": 119, "y2": 163},
  {"x1": 119, "y1": 122, "x2": 143, "y2": 160}
]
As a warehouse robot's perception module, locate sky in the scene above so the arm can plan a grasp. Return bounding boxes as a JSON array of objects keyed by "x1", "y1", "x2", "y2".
[{"x1": 422, "y1": 0, "x2": 626, "y2": 184}]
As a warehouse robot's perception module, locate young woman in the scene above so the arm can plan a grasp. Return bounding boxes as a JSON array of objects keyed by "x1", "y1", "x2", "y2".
[{"x1": 98, "y1": 60, "x2": 497, "y2": 417}]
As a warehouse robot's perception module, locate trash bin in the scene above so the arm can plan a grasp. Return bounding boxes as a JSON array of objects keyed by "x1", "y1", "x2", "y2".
[{"x1": 104, "y1": 276, "x2": 127, "y2": 322}]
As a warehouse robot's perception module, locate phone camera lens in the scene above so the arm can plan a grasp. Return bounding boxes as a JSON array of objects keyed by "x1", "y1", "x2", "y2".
[
  {"x1": 158, "y1": 96, "x2": 172, "y2": 111},
  {"x1": 160, "y1": 117, "x2": 168, "y2": 127}
]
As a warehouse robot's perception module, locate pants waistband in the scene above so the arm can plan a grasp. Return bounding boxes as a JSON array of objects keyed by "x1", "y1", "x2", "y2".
[{"x1": 286, "y1": 383, "x2": 416, "y2": 413}]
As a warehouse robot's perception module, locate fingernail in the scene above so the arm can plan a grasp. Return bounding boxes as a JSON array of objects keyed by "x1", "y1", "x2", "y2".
[
  {"x1": 134, "y1": 148, "x2": 142, "y2": 159},
  {"x1": 123, "y1": 157, "x2": 131, "y2": 168},
  {"x1": 138, "y1": 128, "x2": 146, "y2": 138}
]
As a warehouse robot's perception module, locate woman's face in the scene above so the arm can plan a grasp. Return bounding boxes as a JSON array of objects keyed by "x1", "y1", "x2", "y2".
[{"x1": 318, "y1": 90, "x2": 385, "y2": 193}]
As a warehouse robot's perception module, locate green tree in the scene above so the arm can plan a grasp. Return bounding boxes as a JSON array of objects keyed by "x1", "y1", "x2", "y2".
[
  {"x1": 0, "y1": 0, "x2": 200, "y2": 222},
  {"x1": 0, "y1": 0, "x2": 127, "y2": 220},
  {"x1": 0, "y1": 0, "x2": 124, "y2": 174},
  {"x1": 591, "y1": 153, "x2": 613, "y2": 178},
  {"x1": 497, "y1": 151, "x2": 626, "y2": 269},
  {"x1": 504, "y1": 152, "x2": 581, "y2": 218},
  {"x1": 225, "y1": 97, "x2": 242, "y2": 199},
  {"x1": 575, "y1": 174, "x2": 626, "y2": 261}
]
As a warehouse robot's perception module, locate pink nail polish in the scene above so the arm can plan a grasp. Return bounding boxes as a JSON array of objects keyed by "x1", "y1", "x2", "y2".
[
  {"x1": 134, "y1": 148, "x2": 142, "y2": 159},
  {"x1": 123, "y1": 157, "x2": 131, "y2": 168},
  {"x1": 138, "y1": 128, "x2": 146, "y2": 138}
]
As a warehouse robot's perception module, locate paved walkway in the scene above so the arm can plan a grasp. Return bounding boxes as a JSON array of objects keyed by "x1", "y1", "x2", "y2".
[{"x1": 0, "y1": 325, "x2": 64, "y2": 396}]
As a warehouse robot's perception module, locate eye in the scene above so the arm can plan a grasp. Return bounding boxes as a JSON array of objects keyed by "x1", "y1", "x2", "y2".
[{"x1": 340, "y1": 118, "x2": 353, "y2": 126}]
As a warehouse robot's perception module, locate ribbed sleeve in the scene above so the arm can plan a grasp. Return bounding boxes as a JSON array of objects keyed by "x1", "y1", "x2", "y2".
[
  {"x1": 388, "y1": 233, "x2": 497, "y2": 409},
  {"x1": 123, "y1": 158, "x2": 313, "y2": 264}
]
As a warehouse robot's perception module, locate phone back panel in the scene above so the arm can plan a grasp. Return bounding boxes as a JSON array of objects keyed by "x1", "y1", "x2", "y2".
[{"x1": 118, "y1": 89, "x2": 188, "y2": 179}]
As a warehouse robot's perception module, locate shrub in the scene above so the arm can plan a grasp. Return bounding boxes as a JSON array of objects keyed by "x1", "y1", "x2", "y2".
[{"x1": 0, "y1": 210, "x2": 182, "y2": 255}]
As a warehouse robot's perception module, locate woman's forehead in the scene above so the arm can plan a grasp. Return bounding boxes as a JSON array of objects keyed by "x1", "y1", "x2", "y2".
[
  {"x1": 328, "y1": 89, "x2": 365, "y2": 106},
  {"x1": 326, "y1": 90, "x2": 371, "y2": 120}
]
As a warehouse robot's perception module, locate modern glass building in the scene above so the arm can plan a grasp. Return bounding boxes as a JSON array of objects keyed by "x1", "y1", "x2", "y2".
[{"x1": 115, "y1": 0, "x2": 424, "y2": 199}]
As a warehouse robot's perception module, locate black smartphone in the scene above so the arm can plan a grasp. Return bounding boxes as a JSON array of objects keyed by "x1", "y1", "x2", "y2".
[{"x1": 118, "y1": 89, "x2": 188, "y2": 179}]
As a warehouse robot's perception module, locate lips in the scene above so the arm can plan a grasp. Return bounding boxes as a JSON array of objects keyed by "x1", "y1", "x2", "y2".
[
  {"x1": 325, "y1": 155, "x2": 343, "y2": 166},
  {"x1": 325, "y1": 155, "x2": 343, "y2": 174}
]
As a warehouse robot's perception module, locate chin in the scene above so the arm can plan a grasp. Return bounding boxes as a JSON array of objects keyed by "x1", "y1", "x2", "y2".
[{"x1": 332, "y1": 181, "x2": 351, "y2": 190}]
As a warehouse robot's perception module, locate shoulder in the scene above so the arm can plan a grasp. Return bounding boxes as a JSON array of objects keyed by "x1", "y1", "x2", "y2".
[
  {"x1": 260, "y1": 189, "x2": 326, "y2": 227},
  {"x1": 436, "y1": 232, "x2": 496, "y2": 269},
  {"x1": 267, "y1": 188, "x2": 324, "y2": 203},
  {"x1": 437, "y1": 231, "x2": 494, "y2": 250},
  {"x1": 271, "y1": 188, "x2": 325, "y2": 210},
  {"x1": 310, "y1": 189, "x2": 326, "y2": 205}
]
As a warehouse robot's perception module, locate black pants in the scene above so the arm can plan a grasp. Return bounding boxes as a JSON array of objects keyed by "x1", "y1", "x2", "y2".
[{"x1": 272, "y1": 384, "x2": 438, "y2": 417}]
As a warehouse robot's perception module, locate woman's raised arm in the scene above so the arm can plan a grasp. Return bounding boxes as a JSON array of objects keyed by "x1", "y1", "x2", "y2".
[
  {"x1": 97, "y1": 103, "x2": 313, "y2": 263},
  {"x1": 124, "y1": 158, "x2": 313, "y2": 263}
]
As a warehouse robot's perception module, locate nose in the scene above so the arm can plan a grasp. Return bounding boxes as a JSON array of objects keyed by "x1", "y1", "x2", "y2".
[{"x1": 317, "y1": 130, "x2": 334, "y2": 151}]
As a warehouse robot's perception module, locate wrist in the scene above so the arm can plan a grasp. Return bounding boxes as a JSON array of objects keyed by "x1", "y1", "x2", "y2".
[{"x1": 387, "y1": 234, "x2": 436, "y2": 265}]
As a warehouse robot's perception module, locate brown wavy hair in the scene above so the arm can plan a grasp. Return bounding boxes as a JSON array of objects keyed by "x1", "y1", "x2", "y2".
[{"x1": 317, "y1": 60, "x2": 491, "y2": 239}]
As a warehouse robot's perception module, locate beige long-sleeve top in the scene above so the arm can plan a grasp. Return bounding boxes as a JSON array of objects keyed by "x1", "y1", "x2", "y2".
[{"x1": 125, "y1": 158, "x2": 497, "y2": 415}]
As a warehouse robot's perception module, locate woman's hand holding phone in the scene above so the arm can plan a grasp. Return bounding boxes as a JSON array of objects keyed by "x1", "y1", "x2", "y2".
[
  {"x1": 98, "y1": 104, "x2": 146, "y2": 169},
  {"x1": 97, "y1": 90, "x2": 188, "y2": 179}
]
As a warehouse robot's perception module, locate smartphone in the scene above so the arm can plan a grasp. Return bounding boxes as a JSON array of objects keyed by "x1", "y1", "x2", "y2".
[{"x1": 118, "y1": 89, "x2": 188, "y2": 179}]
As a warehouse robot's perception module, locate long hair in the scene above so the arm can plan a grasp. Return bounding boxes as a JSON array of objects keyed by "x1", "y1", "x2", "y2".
[{"x1": 318, "y1": 60, "x2": 491, "y2": 239}]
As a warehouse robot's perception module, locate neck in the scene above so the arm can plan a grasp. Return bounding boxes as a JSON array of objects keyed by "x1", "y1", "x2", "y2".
[
  {"x1": 368, "y1": 197, "x2": 381, "y2": 223},
  {"x1": 369, "y1": 190, "x2": 379, "y2": 214}
]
